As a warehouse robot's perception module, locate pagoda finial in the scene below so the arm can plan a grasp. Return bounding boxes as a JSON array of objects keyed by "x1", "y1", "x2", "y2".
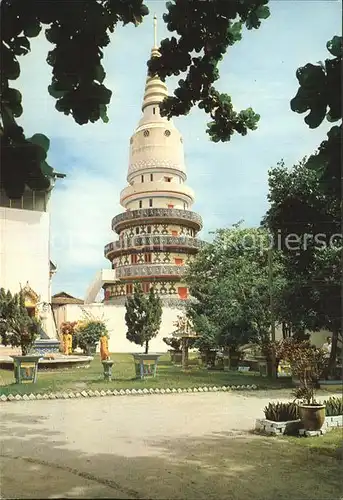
[{"x1": 153, "y1": 13, "x2": 157, "y2": 49}]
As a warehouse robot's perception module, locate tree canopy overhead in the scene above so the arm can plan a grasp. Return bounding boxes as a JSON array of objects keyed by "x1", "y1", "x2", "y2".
[
  {"x1": 1, "y1": 0, "x2": 270, "y2": 198},
  {"x1": 263, "y1": 35, "x2": 342, "y2": 374},
  {"x1": 148, "y1": 0, "x2": 270, "y2": 142}
]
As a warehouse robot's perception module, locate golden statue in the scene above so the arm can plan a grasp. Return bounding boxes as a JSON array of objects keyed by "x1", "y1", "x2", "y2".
[
  {"x1": 100, "y1": 335, "x2": 109, "y2": 361},
  {"x1": 63, "y1": 333, "x2": 72, "y2": 355}
]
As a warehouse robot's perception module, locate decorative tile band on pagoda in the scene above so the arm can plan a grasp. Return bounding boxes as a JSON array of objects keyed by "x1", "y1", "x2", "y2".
[
  {"x1": 115, "y1": 264, "x2": 184, "y2": 279},
  {"x1": 105, "y1": 295, "x2": 190, "y2": 308},
  {"x1": 104, "y1": 235, "x2": 205, "y2": 258},
  {"x1": 111, "y1": 208, "x2": 203, "y2": 232}
]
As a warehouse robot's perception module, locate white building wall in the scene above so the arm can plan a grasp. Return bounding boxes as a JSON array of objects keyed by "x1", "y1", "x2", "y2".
[
  {"x1": 0, "y1": 206, "x2": 56, "y2": 339},
  {"x1": 54, "y1": 302, "x2": 330, "y2": 353},
  {"x1": 0, "y1": 207, "x2": 50, "y2": 302},
  {"x1": 54, "y1": 303, "x2": 184, "y2": 353}
]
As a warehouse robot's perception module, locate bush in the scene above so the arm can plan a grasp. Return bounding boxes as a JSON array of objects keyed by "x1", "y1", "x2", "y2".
[
  {"x1": 324, "y1": 397, "x2": 343, "y2": 416},
  {"x1": 278, "y1": 338, "x2": 327, "y2": 404},
  {"x1": 0, "y1": 288, "x2": 40, "y2": 355},
  {"x1": 264, "y1": 401, "x2": 299, "y2": 421},
  {"x1": 76, "y1": 320, "x2": 108, "y2": 355},
  {"x1": 163, "y1": 337, "x2": 181, "y2": 351}
]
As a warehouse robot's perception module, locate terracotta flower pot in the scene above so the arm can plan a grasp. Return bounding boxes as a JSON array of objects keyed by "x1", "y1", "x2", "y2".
[{"x1": 298, "y1": 404, "x2": 326, "y2": 431}]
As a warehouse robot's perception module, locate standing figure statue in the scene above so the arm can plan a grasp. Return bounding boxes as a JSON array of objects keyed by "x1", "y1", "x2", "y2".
[
  {"x1": 100, "y1": 335, "x2": 110, "y2": 361},
  {"x1": 63, "y1": 333, "x2": 72, "y2": 355},
  {"x1": 60, "y1": 321, "x2": 78, "y2": 356}
]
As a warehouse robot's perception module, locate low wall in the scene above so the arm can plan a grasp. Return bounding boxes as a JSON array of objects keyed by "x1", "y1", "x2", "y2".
[{"x1": 53, "y1": 303, "x2": 184, "y2": 353}]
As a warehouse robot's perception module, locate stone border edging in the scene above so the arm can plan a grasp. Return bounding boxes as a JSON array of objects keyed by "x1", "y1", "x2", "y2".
[
  {"x1": 0, "y1": 383, "x2": 258, "y2": 402},
  {"x1": 255, "y1": 415, "x2": 343, "y2": 436}
]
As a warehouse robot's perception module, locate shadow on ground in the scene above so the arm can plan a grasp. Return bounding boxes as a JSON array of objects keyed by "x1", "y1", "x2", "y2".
[{"x1": 0, "y1": 412, "x2": 341, "y2": 500}]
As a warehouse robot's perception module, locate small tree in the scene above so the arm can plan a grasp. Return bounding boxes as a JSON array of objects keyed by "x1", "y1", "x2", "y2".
[
  {"x1": 76, "y1": 320, "x2": 108, "y2": 355},
  {"x1": 125, "y1": 285, "x2": 162, "y2": 354},
  {"x1": 0, "y1": 288, "x2": 40, "y2": 355},
  {"x1": 278, "y1": 338, "x2": 327, "y2": 405}
]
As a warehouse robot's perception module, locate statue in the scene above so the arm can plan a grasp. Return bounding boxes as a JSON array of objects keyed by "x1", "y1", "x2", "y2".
[
  {"x1": 100, "y1": 335, "x2": 110, "y2": 361},
  {"x1": 63, "y1": 333, "x2": 72, "y2": 355},
  {"x1": 60, "y1": 321, "x2": 77, "y2": 356}
]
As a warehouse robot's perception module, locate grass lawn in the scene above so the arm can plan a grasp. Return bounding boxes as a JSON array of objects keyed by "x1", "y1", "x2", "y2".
[
  {"x1": 0, "y1": 352, "x2": 293, "y2": 395},
  {"x1": 223, "y1": 428, "x2": 343, "y2": 500}
]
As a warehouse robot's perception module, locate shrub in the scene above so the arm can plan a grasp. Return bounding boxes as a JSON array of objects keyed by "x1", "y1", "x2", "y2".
[
  {"x1": 0, "y1": 288, "x2": 40, "y2": 355},
  {"x1": 264, "y1": 401, "x2": 299, "y2": 421},
  {"x1": 323, "y1": 397, "x2": 343, "y2": 417},
  {"x1": 163, "y1": 337, "x2": 182, "y2": 351},
  {"x1": 77, "y1": 320, "x2": 108, "y2": 355},
  {"x1": 278, "y1": 337, "x2": 327, "y2": 404}
]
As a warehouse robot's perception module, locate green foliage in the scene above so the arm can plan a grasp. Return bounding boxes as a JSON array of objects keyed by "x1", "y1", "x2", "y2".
[
  {"x1": 76, "y1": 319, "x2": 108, "y2": 354},
  {"x1": 278, "y1": 338, "x2": 327, "y2": 405},
  {"x1": 263, "y1": 158, "x2": 341, "y2": 338},
  {"x1": 323, "y1": 397, "x2": 343, "y2": 417},
  {"x1": 0, "y1": 0, "x2": 149, "y2": 197},
  {"x1": 125, "y1": 285, "x2": 162, "y2": 354},
  {"x1": 163, "y1": 337, "x2": 181, "y2": 351},
  {"x1": 263, "y1": 38, "x2": 342, "y2": 373},
  {"x1": 191, "y1": 315, "x2": 218, "y2": 353},
  {"x1": 148, "y1": 0, "x2": 269, "y2": 142},
  {"x1": 185, "y1": 226, "x2": 285, "y2": 352},
  {"x1": 0, "y1": 288, "x2": 40, "y2": 355},
  {"x1": 290, "y1": 35, "x2": 341, "y2": 128},
  {"x1": 264, "y1": 401, "x2": 299, "y2": 422},
  {"x1": 1, "y1": 0, "x2": 268, "y2": 197}
]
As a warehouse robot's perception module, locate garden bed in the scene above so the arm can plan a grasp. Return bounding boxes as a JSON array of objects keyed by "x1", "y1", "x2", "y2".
[{"x1": 255, "y1": 415, "x2": 343, "y2": 436}]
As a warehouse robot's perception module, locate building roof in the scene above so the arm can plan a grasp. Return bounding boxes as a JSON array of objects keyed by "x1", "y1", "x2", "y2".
[{"x1": 51, "y1": 291, "x2": 84, "y2": 305}]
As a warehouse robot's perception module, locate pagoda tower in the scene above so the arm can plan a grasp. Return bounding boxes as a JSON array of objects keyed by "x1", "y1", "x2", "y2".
[{"x1": 103, "y1": 16, "x2": 203, "y2": 305}]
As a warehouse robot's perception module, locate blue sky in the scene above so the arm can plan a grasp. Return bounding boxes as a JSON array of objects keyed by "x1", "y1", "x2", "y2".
[{"x1": 15, "y1": 1, "x2": 341, "y2": 299}]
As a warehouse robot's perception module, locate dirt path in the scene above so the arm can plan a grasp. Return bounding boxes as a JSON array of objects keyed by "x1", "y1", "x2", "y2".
[{"x1": 0, "y1": 392, "x2": 340, "y2": 499}]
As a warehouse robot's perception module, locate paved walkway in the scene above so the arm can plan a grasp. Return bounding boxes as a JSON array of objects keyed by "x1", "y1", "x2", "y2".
[{"x1": 0, "y1": 392, "x2": 339, "y2": 499}]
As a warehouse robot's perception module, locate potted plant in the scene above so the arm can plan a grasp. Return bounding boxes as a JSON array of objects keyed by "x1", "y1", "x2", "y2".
[
  {"x1": 163, "y1": 337, "x2": 182, "y2": 363},
  {"x1": 76, "y1": 319, "x2": 107, "y2": 356},
  {"x1": 279, "y1": 338, "x2": 327, "y2": 431},
  {"x1": 125, "y1": 285, "x2": 162, "y2": 379},
  {"x1": 0, "y1": 288, "x2": 41, "y2": 383}
]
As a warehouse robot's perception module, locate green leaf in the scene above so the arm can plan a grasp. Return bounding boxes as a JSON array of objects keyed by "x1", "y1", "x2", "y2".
[
  {"x1": 94, "y1": 65, "x2": 106, "y2": 84},
  {"x1": 39, "y1": 160, "x2": 54, "y2": 177},
  {"x1": 48, "y1": 84, "x2": 66, "y2": 99},
  {"x1": 11, "y1": 36, "x2": 31, "y2": 56},
  {"x1": 255, "y1": 6, "x2": 271, "y2": 20},
  {"x1": 28, "y1": 133, "x2": 50, "y2": 153},
  {"x1": 326, "y1": 36, "x2": 342, "y2": 58},
  {"x1": 24, "y1": 22, "x2": 42, "y2": 38},
  {"x1": 99, "y1": 104, "x2": 109, "y2": 123}
]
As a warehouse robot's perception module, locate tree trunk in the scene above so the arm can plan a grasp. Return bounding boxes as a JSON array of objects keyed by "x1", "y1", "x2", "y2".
[
  {"x1": 328, "y1": 330, "x2": 338, "y2": 378},
  {"x1": 181, "y1": 338, "x2": 188, "y2": 370},
  {"x1": 266, "y1": 346, "x2": 278, "y2": 379},
  {"x1": 145, "y1": 340, "x2": 149, "y2": 354}
]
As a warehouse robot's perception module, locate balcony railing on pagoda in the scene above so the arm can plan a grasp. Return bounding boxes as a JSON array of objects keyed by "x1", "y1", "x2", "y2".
[
  {"x1": 115, "y1": 264, "x2": 185, "y2": 279},
  {"x1": 104, "y1": 235, "x2": 206, "y2": 259},
  {"x1": 111, "y1": 208, "x2": 203, "y2": 233}
]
